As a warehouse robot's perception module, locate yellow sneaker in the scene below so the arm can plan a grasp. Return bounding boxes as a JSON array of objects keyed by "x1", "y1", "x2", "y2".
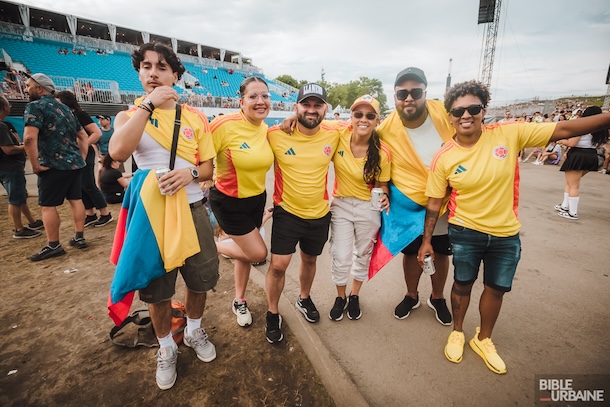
[
  {"x1": 469, "y1": 327, "x2": 507, "y2": 374},
  {"x1": 444, "y1": 330, "x2": 465, "y2": 363}
]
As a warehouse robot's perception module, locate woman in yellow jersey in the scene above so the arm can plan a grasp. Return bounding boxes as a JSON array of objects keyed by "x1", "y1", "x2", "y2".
[
  {"x1": 419, "y1": 80, "x2": 610, "y2": 375},
  {"x1": 208, "y1": 77, "x2": 274, "y2": 327},
  {"x1": 328, "y1": 95, "x2": 391, "y2": 321}
]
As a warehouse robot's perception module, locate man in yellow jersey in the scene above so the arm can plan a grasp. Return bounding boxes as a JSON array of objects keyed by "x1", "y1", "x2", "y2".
[
  {"x1": 265, "y1": 83, "x2": 340, "y2": 343},
  {"x1": 374, "y1": 67, "x2": 455, "y2": 326}
]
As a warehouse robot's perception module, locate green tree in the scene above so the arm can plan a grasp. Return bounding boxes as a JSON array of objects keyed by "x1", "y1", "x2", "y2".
[{"x1": 274, "y1": 75, "x2": 300, "y2": 88}]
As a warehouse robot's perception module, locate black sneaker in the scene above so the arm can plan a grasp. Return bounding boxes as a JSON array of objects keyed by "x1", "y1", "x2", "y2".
[
  {"x1": 394, "y1": 295, "x2": 421, "y2": 319},
  {"x1": 84, "y1": 215, "x2": 98, "y2": 227},
  {"x1": 328, "y1": 297, "x2": 347, "y2": 321},
  {"x1": 347, "y1": 295, "x2": 362, "y2": 320},
  {"x1": 69, "y1": 237, "x2": 88, "y2": 249},
  {"x1": 295, "y1": 296, "x2": 320, "y2": 323},
  {"x1": 30, "y1": 244, "x2": 66, "y2": 261},
  {"x1": 93, "y1": 214, "x2": 113, "y2": 227},
  {"x1": 265, "y1": 311, "x2": 283, "y2": 344},
  {"x1": 427, "y1": 296, "x2": 452, "y2": 325},
  {"x1": 27, "y1": 220, "x2": 44, "y2": 230},
  {"x1": 13, "y1": 228, "x2": 42, "y2": 239}
]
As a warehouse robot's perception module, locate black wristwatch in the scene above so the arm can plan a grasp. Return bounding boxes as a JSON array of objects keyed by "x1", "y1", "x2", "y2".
[
  {"x1": 142, "y1": 97, "x2": 155, "y2": 111},
  {"x1": 190, "y1": 168, "x2": 199, "y2": 180}
]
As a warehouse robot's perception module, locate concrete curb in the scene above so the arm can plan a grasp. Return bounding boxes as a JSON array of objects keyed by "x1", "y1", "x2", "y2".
[{"x1": 249, "y1": 266, "x2": 369, "y2": 407}]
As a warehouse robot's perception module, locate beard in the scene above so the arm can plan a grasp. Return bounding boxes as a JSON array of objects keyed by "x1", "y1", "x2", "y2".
[
  {"x1": 297, "y1": 112, "x2": 322, "y2": 129},
  {"x1": 397, "y1": 102, "x2": 426, "y2": 123},
  {"x1": 28, "y1": 92, "x2": 40, "y2": 101}
]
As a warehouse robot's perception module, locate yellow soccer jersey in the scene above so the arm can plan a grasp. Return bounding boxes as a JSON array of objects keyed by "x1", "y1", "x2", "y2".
[
  {"x1": 332, "y1": 127, "x2": 391, "y2": 201},
  {"x1": 210, "y1": 111, "x2": 273, "y2": 198},
  {"x1": 426, "y1": 122, "x2": 556, "y2": 236},
  {"x1": 267, "y1": 123, "x2": 340, "y2": 219}
]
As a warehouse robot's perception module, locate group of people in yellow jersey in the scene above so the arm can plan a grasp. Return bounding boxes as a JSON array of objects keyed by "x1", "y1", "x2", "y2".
[{"x1": 106, "y1": 42, "x2": 610, "y2": 389}]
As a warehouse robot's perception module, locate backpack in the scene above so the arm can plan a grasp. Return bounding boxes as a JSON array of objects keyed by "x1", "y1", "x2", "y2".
[{"x1": 109, "y1": 300, "x2": 187, "y2": 348}]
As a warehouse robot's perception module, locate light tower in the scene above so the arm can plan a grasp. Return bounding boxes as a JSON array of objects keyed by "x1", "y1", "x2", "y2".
[
  {"x1": 478, "y1": 0, "x2": 502, "y2": 90},
  {"x1": 445, "y1": 58, "x2": 452, "y2": 92}
]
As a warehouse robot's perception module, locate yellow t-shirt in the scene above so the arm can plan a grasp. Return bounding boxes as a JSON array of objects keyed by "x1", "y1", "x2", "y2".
[
  {"x1": 332, "y1": 127, "x2": 391, "y2": 201},
  {"x1": 210, "y1": 111, "x2": 273, "y2": 198},
  {"x1": 377, "y1": 100, "x2": 454, "y2": 206},
  {"x1": 267, "y1": 123, "x2": 340, "y2": 219},
  {"x1": 426, "y1": 122, "x2": 556, "y2": 236}
]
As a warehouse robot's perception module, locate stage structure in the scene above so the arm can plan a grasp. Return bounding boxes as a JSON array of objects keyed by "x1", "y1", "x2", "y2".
[{"x1": 478, "y1": 0, "x2": 502, "y2": 90}]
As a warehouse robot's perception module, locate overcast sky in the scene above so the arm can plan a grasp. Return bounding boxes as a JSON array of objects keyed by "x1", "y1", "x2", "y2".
[{"x1": 16, "y1": 0, "x2": 610, "y2": 107}]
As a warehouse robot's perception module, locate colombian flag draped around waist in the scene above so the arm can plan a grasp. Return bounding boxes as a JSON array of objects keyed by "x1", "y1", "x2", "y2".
[
  {"x1": 108, "y1": 170, "x2": 200, "y2": 326},
  {"x1": 368, "y1": 182, "x2": 425, "y2": 279}
]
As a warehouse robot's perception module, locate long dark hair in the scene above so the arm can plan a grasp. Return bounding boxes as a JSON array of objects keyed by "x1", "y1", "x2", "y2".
[
  {"x1": 55, "y1": 90, "x2": 81, "y2": 110},
  {"x1": 582, "y1": 106, "x2": 609, "y2": 147},
  {"x1": 363, "y1": 129, "x2": 382, "y2": 185}
]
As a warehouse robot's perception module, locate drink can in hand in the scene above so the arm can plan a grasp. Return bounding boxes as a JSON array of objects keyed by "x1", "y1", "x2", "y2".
[
  {"x1": 423, "y1": 254, "x2": 436, "y2": 276},
  {"x1": 155, "y1": 167, "x2": 171, "y2": 195},
  {"x1": 371, "y1": 188, "x2": 384, "y2": 211}
]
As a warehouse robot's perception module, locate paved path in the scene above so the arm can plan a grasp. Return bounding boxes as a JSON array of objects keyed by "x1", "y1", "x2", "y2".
[{"x1": 254, "y1": 161, "x2": 610, "y2": 406}]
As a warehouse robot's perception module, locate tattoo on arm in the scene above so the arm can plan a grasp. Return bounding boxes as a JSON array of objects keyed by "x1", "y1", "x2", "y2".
[
  {"x1": 423, "y1": 208, "x2": 439, "y2": 240},
  {"x1": 451, "y1": 284, "x2": 472, "y2": 297}
]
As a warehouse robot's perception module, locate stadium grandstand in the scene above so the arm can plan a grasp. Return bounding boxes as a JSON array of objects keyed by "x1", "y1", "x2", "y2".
[{"x1": 0, "y1": 0, "x2": 300, "y2": 132}]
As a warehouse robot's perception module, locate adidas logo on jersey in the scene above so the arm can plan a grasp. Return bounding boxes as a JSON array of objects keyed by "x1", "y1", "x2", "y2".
[
  {"x1": 454, "y1": 165, "x2": 467, "y2": 174},
  {"x1": 285, "y1": 148, "x2": 296, "y2": 155},
  {"x1": 338, "y1": 151, "x2": 344, "y2": 157},
  {"x1": 240, "y1": 142, "x2": 251, "y2": 149}
]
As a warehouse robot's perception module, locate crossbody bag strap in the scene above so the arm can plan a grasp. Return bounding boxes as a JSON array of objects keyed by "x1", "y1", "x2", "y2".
[{"x1": 169, "y1": 104, "x2": 182, "y2": 170}]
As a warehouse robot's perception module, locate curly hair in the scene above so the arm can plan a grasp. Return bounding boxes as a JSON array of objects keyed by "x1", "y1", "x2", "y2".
[
  {"x1": 582, "y1": 106, "x2": 610, "y2": 147},
  {"x1": 362, "y1": 129, "x2": 382, "y2": 185},
  {"x1": 131, "y1": 42, "x2": 185, "y2": 79},
  {"x1": 444, "y1": 80, "x2": 491, "y2": 113}
]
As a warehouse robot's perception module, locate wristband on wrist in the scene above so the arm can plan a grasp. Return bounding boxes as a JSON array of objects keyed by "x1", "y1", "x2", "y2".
[{"x1": 139, "y1": 104, "x2": 153, "y2": 115}]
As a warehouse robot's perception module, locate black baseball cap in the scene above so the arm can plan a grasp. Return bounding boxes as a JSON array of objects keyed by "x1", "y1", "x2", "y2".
[
  {"x1": 395, "y1": 67, "x2": 427, "y2": 87},
  {"x1": 297, "y1": 83, "x2": 327, "y2": 103}
]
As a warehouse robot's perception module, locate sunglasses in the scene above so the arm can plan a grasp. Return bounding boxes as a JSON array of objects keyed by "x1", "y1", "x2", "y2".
[
  {"x1": 352, "y1": 111, "x2": 378, "y2": 120},
  {"x1": 395, "y1": 88, "x2": 424, "y2": 101},
  {"x1": 450, "y1": 104, "x2": 483, "y2": 118}
]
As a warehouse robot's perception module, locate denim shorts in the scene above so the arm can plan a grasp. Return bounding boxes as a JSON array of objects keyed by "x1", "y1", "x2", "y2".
[
  {"x1": 448, "y1": 224, "x2": 521, "y2": 292},
  {"x1": 0, "y1": 170, "x2": 28, "y2": 205}
]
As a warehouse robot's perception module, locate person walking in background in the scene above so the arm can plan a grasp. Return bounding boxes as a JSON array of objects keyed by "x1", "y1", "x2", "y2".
[
  {"x1": 22, "y1": 73, "x2": 88, "y2": 261},
  {"x1": 55, "y1": 91, "x2": 113, "y2": 229},
  {"x1": 95, "y1": 114, "x2": 120, "y2": 183},
  {"x1": 108, "y1": 42, "x2": 218, "y2": 391},
  {"x1": 554, "y1": 106, "x2": 609, "y2": 220},
  {"x1": 265, "y1": 83, "x2": 340, "y2": 343},
  {"x1": 419, "y1": 80, "x2": 610, "y2": 375},
  {"x1": 328, "y1": 95, "x2": 390, "y2": 321},
  {"x1": 208, "y1": 76, "x2": 274, "y2": 327},
  {"x1": 99, "y1": 154, "x2": 131, "y2": 204},
  {"x1": 0, "y1": 94, "x2": 43, "y2": 239}
]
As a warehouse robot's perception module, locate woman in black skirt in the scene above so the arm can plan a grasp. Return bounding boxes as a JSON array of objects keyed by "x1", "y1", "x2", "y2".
[{"x1": 554, "y1": 106, "x2": 609, "y2": 220}]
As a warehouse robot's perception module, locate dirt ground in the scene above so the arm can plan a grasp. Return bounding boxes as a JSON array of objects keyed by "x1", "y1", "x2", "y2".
[{"x1": 0, "y1": 199, "x2": 335, "y2": 407}]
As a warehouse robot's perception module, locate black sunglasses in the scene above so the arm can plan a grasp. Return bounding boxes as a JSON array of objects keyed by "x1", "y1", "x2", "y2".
[
  {"x1": 352, "y1": 111, "x2": 377, "y2": 120},
  {"x1": 395, "y1": 88, "x2": 424, "y2": 101},
  {"x1": 450, "y1": 104, "x2": 483, "y2": 118}
]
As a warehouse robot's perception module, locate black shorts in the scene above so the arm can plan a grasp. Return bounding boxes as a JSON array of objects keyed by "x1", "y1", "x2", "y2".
[
  {"x1": 271, "y1": 205, "x2": 331, "y2": 256},
  {"x1": 139, "y1": 202, "x2": 219, "y2": 304},
  {"x1": 401, "y1": 234, "x2": 452, "y2": 256},
  {"x1": 209, "y1": 188, "x2": 266, "y2": 236},
  {"x1": 38, "y1": 168, "x2": 83, "y2": 206}
]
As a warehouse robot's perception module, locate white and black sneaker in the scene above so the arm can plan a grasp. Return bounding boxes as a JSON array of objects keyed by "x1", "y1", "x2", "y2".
[
  {"x1": 329, "y1": 297, "x2": 347, "y2": 321},
  {"x1": 295, "y1": 296, "x2": 320, "y2": 323},
  {"x1": 558, "y1": 211, "x2": 578, "y2": 220},
  {"x1": 232, "y1": 299, "x2": 252, "y2": 327},
  {"x1": 553, "y1": 204, "x2": 568, "y2": 213}
]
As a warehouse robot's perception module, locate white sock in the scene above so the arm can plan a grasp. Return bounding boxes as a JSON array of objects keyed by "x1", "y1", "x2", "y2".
[
  {"x1": 568, "y1": 196, "x2": 579, "y2": 215},
  {"x1": 561, "y1": 193, "x2": 569, "y2": 208},
  {"x1": 186, "y1": 317, "x2": 202, "y2": 336},
  {"x1": 157, "y1": 332, "x2": 176, "y2": 349}
]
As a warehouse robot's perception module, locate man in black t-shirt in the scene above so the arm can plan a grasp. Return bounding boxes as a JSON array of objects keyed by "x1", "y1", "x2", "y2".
[{"x1": 0, "y1": 95, "x2": 43, "y2": 239}]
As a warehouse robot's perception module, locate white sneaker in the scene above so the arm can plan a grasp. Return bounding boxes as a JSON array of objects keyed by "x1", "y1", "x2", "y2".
[
  {"x1": 184, "y1": 327, "x2": 216, "y2": 362},
  {"x1": 156, "y1": 346, "x2": 178, "y2": 390},
  {"x1": 600, "y1": 169, "x2": 607, "y2": 174},
  {"x1": 232, "y1": 299, "x2": 253, "y2": 327},
  {"x1": 558, "y1": 211, "x2": 578, "y2": 220}
]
